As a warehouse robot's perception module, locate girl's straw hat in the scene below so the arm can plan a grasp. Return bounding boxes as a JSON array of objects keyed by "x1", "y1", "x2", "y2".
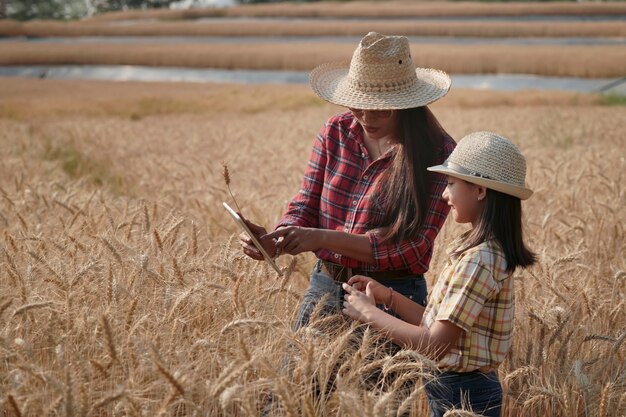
[
  {"x1": 428, "y1": 131, "x2": 533, "y2": 200},
  {"x1": 309, "y1": 32, "x2": 451, "y2": 110}
]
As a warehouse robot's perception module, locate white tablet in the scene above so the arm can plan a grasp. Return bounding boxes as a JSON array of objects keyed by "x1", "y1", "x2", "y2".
[{"x1": 222, "y1": 202, "x2": 283, "y2": 276}]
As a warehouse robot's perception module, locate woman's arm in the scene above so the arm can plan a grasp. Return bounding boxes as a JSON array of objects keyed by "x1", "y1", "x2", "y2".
[
  {"x1": 262, "y1": 228, "x2": 374, "y2": 263},
  {"x1": 342, "y1": 283, "x2": 462, "y2": 357},
  {"x1": 367, "y1": 172, "x2": 450, "y2": 271}
]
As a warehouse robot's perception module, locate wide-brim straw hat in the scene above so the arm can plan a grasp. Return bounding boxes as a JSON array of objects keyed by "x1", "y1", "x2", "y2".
[
  {"x1": 310, "y1": 32, "x2": 451, "y2": 110},
  {"x1": 427, "y1": 131, "x2": 533, "y2": 200}
]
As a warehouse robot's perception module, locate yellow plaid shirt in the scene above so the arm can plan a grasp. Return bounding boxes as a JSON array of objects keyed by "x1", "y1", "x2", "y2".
[{"x1": 422, "y1": 236, "x2": 514, "y2": 372}]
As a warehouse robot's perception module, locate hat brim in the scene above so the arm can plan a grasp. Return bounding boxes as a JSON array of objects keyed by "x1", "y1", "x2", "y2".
[
  {"x1": 428, "y1": 165, "x2": 533, "y2": 200},
  {"x1": 310, "y1": 61, "x2": 451, "y2": 110}
]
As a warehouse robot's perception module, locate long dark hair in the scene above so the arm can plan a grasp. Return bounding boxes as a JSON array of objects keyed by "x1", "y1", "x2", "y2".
[
  {"x1": 373, "y1": 106, "x2": 452, "y2": 243},
  {"x1": 453, "y1": 189, "x2": 537, "y2": 272}
]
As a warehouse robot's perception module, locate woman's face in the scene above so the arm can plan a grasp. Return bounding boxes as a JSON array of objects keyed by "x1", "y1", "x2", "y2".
[{"x1": 349, "y1": 108, "x2": 400, "y2": 141}]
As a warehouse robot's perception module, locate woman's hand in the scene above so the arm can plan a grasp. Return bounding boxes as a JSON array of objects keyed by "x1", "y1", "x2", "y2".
[
  {"x1": 238, "y1": 217, "x2": 277, "y2": 260},
  {"x1": 341, "y1": 282, "x2": 379, "y2": 323},
  {"x1": 261, "y1": 226, "x2": 325, "y2": 255},
  {"x1": 347, "y1": 275, "x2": 391, "y2": 306}
]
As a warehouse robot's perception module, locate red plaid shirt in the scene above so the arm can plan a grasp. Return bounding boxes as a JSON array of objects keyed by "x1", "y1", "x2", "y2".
[{"x1": 276, "y1": 112, "x2": 455, "y2": 274}]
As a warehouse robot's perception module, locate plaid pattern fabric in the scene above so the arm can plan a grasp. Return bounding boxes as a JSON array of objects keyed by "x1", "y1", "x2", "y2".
[
  {"x1": 276, "y1": 111, "x2": 455, "y2": 274},
  {"x1": 423, "y1": 236, "x2": 514, "y2": 372}
]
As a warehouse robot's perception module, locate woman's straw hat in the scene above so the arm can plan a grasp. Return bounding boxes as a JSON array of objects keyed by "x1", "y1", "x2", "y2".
[
  {"x1": 428, "y1": 131, "x2": 533, "y2": 200},
  {"x1": 309, "y1": 32, "x2": 451, "y2": 110}
]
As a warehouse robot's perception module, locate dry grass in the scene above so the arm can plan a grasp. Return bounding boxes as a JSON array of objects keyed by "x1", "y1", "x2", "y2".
[
  {"x1": 0, "y1": 78, "x2": 624, "y2": 416},
  {"x1": 3, "y1": 19, "x2": 626, "y2": 38},
  {"x1": 0, "y1": 78, "x2": 606, "y2": 121},
  {"x1": 86, "y1": 1, "x2": 626, "y2": 21},
  {"x1": 0, "y1": 79, "x2": 325, "y2": 120},
  {"x1": 1, "y1": 42, "x2": 624, "y2": 78}
]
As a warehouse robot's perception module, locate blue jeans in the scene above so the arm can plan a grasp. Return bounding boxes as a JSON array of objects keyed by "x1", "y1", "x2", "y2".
[
  {"x1": 293, "y1": 260, "x2": 427, "y2": 331},
  {"x1": 424, "y1": 370, "x2": 502, "y2": 417}
]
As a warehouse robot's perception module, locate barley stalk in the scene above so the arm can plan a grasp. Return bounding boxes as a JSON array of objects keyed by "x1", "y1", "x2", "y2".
[
  {"x1": 45, "y1": 395, "x2": 64, "y2": 417},
  {"x1": 64, "y1": 367, "x2": 74, "y2": 417},
  {"x1": 598, "y1": 382, "x2": 612, "y2": 417},
  {"x1": 99, "y1": 237, "x2": 122, "y2": 265},
  {"x1": 101, "y1": 315, "x2": 118, "y2": 363},
  {"x1": 16, "y1": 213, "x2": 28, "y2": 231},
  {"x1": 221, "y1": 319, "x2": 281, "y2": 334},
  {"x1": 442, "y1": 410, "x2": 485, "y2": 417},
  {"x1": 142, "y1": 204, "x2": 150, "y2": 232},
  {"x1": 0, "y1": 298, "x2": 14, "y2": 318},
  {"x1": 7, "y1": 394, "x2": 23, "y2": 417},
  {"x1": 222, "y1": 161, "x2": 243, "y2": 214},
  {"x1": 172, "y1": 257, "x2": 185, "y2": 286},
  {"x1": 126, "y1": 298, "x2": 138, "y2": 330},
  {"x1": 211, "y1": 358, "x2": 255, "y2": 398},
  {"x1": 89, "y1": 359, "x2": 110, "y2": 378},
  {"x1": 13, "y1": 301, "x2": 55, "y2": 316},
  {"x1": 88, "y1": 388, "x2": 125, "y2": 416},
  {"x1": 191, "y1": 221, "x2": 198, "y2": 256},
  {"x1": 153, "y1": 229, "x2": 163, "y2": 252},
  {"x1": 154, "y1": 360, "x2": 185, "y2": 397}
]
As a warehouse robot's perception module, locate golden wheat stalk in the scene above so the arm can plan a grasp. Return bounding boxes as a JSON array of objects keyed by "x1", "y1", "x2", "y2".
[
  {"x1": 100, "y1": 315, "x2": 118, "y2": 363},
  {"x1": 222, "y1": 161, "x2": 243, "y2": 214}
]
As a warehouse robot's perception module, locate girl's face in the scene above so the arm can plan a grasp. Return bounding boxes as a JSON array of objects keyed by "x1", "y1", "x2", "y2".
[
  {"x1": 442, "y1": 176, "x2": 486, "y2": 227},
  {"x1": 349, "y1": 108, "x2": 400, "y2": 141}
]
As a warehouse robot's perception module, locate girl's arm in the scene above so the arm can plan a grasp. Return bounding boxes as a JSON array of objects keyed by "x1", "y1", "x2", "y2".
[
  {"x1": 342, "y1": 283, "x2": 463, "y2": 357},
  {"x1": 346, "y1": 275, "x2": 425, "y2": 325}
]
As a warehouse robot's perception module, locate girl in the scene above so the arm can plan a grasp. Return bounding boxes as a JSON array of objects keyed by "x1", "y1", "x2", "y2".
[
  {"x1": 342, "y1": 131, "x2": 536, "y2": 417},
  {"x1": 240, "y1": 32, "x2": 455, "y2": 330}
]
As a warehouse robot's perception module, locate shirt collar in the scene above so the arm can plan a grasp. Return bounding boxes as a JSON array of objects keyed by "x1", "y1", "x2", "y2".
[{"x1": 446, "y1": 230, "x2": 472, "y2": 260}]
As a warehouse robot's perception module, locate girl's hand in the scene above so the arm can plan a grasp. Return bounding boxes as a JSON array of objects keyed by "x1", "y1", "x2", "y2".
[
  {"x1": 238, "y1": 217, "x2": 277, "y2": 260},
  {"x1": 347, "y1": 275, "x2": 391, "y2": 306},
  {"x1": 341, "y1": 282, "x2": 378, "y2": 323},
  {"x1": 261, "y1": 226, "x2": 324, "y2": 255}
]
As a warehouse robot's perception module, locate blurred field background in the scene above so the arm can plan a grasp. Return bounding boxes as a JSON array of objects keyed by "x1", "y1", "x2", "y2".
[
  {"x1": 2, "y1": 1, "x2": 626, "y2": 77},
  {"x1": 1, "y1": 0, "x2": 625, "y2": 416}
]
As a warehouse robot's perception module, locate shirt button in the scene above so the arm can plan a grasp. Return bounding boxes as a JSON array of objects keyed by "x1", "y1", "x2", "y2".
[
  {"x1": 344, "y1": 228, "x2": 349, "y2": 232},
  {"x1": 361, "y1": 153, "x2": 366, "y2": 158},
  {"x1": 352, "y1": 201, "x2": 357, "y2": 205},
  {"x1": 363, "y1": 175, "x2": 369, "y2": 180},
  {"x1": 334, "y1": 254, "x2": 340, "y2": 259}
]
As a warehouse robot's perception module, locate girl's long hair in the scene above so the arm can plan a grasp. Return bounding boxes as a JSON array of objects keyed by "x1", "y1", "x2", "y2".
[
  {"x1": 373, "y1": 106, "x2": 452, "y2": 243},
  {"x1": 453, "y1": 189, "x2": 537, "y2": 272}
]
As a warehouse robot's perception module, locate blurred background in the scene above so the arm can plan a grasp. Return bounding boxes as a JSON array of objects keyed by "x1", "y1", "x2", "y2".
[{"x1": 1, "y1": 0, "x2": 625, "y2": 95}]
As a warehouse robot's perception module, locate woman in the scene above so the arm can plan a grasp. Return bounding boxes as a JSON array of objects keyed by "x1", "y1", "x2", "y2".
[{"x1": 240, "y1": 32, "x2": 455, "y2": 330}]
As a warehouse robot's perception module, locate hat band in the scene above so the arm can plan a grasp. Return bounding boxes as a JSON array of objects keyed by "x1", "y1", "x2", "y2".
[
  {"x1": 447, "y1": 162, "x2": 493, "y2": 180},
  {"x1": 347, "y1": 75, "x2": 417, "y2": 93}
]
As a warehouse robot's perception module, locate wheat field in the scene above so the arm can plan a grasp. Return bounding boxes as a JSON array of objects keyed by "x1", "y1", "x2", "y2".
[
  {"x1": 3, "y1": 20, "x2": 626, "y2": 39},
  {"x1": 87, "y1": 1, "x2": 626, "y2": 21},
  {"x1": 1, "y1": 42, "x2": 624, "y2": 79},
  {"x1": 0, "y1": 78, "x2": 624, "y2": 416}
]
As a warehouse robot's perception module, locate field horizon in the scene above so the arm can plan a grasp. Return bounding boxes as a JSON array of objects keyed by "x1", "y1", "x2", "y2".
[{"x1": 1, "y1": 42, "x2": 624, "y2": 79}]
